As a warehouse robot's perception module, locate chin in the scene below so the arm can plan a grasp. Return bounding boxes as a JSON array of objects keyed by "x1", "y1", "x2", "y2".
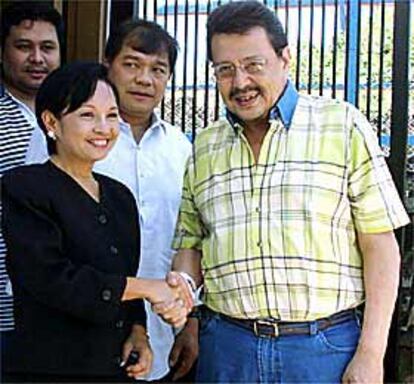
[
  {"x1": 95, "y1": 153, "x2": 111, "y2": 162},
  {"x1": 88, "y1": 150, "x2": 111, "y2": 162},
  {"x1": 238, "y1": 112, "x2": 265, "y2": 123}
]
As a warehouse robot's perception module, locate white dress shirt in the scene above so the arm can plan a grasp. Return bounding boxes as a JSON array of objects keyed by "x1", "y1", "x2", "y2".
[{"x1": 25, "y1": 114, "x2": 192, "y2": 380}]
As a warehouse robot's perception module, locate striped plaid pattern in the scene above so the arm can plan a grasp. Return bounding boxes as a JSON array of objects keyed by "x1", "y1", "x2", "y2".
[{"x1": 173, "y1": 94, "x2": 409, "y2": 321}]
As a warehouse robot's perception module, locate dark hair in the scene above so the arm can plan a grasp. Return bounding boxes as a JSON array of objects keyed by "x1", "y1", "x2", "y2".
[
  {"x1": 105, "y1": 19, "x2": 179, "y2": 72},
  {"x1": 35, "y1": 62, "x2": 120, "y2": 155},
  {"x1": 1, "y1": 1, "x2": 64, "y2": 53},
  {"x1": 207, "y1": 1, "x2": 288, "y2": 61}
]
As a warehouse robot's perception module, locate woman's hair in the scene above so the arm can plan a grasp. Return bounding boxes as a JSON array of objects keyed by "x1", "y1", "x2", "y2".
[{"x1": 35, "y1": 62, "x2": 119, "y2": 155}]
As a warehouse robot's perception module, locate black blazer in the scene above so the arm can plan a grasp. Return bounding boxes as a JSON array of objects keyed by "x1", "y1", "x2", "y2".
[{"x1": 1, "y1": 161, "x2": 145, "y2": 376}]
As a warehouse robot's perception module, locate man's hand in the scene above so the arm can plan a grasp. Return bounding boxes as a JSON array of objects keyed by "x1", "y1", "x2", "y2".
[
  {"x1": 342, "y1": 348, "x2": 383, "y2": 383},
  {"x1": 152, "y1": 272, "x2": 194, "y2": 328},
  {"x1": 342, "y1": 231, "x2": 400, "y2": 384},
  {"x1": 122, "y1": 324, "x2": 153, "y2": 380},
  {"x1": 169, "y1": 318, "x2": 199, "y2": 381},
  {"x1": 167, "y1": 271, "x2": 195, "y2": 310}
]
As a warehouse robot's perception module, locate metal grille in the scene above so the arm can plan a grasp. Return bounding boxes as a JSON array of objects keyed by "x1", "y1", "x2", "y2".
[{"x1": 127, "y1": 0, "x2": 412, "y2": 156}]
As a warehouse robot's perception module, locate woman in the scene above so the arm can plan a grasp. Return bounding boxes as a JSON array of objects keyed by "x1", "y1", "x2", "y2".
[{"x1": 1, "y1": 62, "x2": 191, "y2": 383}]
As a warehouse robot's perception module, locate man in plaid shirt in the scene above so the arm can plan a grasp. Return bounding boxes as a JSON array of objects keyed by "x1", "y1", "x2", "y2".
[{"x1": 166, "y1": 1, "x2": 409, "y2": 382}]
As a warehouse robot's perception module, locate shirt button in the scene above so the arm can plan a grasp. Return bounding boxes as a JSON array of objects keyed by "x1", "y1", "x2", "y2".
[
  {"x1": 116, "y1": 320, "x2": 124, "y2": 328},
  {"x1": 255, "y1": 207, "x2": 261, "y2": 213},
  {"x1": 257, "y1": 241, "x2": 262, "y2": 248},
  {"x1": 110, "y1": 245, "x2": 119, "y2": 255},
  {"x1": 101, "y1": 289, "x2": 112, "y2": 301},
  {"x1": 98, "y1": 214, "x2": 107, "y2": 224}
]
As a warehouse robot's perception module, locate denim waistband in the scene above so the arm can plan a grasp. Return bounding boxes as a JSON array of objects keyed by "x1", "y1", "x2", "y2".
[{"x1": 209, "y1": 308, "x2": 357, "y2": 338}]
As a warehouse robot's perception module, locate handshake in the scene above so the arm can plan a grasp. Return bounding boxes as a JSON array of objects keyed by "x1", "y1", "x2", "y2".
[{"x1": 147, "y1": 271, "x2": 196, "y2": 328}]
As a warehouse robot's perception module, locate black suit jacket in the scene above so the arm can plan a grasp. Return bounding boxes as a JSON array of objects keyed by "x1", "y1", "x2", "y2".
[{"x1": 1, "y1": 161, "x2": 145, "y2": 376}]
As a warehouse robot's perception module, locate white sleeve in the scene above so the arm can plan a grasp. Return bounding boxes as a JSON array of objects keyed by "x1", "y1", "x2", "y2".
[{"x1": 25, "y1": 126, "x2": 50, "y2": 164}]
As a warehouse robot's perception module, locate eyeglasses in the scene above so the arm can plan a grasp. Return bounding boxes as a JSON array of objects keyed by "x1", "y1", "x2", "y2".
[{"x1": 213, "y1": 57, "x2": 268, "y2": 81}]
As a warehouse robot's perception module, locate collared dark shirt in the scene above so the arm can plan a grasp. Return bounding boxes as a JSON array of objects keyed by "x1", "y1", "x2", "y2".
[{"x1": 1, "y1": 161, "x2": 145, "y2": 376}]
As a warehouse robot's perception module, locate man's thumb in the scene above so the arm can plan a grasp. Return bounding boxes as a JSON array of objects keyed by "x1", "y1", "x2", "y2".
[{"x1": 167, "y1": 271, "x2": 179, "y2": 287}]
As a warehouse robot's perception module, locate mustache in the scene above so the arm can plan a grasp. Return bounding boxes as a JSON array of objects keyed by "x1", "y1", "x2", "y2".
[{"x1": 230, "y1": 86, "x2": 261, "y2": 99}]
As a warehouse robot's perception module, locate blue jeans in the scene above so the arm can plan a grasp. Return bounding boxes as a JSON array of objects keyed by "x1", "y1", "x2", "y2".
[{"x1": 196, "y1": 311, "x2": 361, "y2": 383}]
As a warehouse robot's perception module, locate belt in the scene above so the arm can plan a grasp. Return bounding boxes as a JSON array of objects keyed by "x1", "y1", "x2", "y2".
[{"x1": 218, "y1": 309, "x2": 356, "y2": 338}]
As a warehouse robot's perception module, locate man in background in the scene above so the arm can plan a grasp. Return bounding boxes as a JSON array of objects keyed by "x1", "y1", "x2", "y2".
[
  {"x1": 0, "y1": 1, "x2": 62, "y2": 378},
  {"x1": 26, "y1": 19, "x2": 198, "y2": 382}
]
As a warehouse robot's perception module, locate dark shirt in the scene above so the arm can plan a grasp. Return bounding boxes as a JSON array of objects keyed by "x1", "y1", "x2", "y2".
[{"x1": 1, "y1": 161, "x2": 145, "y2": 376}]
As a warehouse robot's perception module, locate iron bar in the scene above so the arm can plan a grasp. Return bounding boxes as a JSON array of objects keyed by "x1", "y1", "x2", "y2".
[
  {"x1": 319, "y1": 0, "x2": 326, "y2": 96},
  {"x1": 332, "y1": 0, "x2": 338, "y2": 99},
  {"x1": 181, "y1": 0, "x2": 190, "y2": 133},
  {"x1": 308, "y1": 0, "x2": 314, "y2": 94},
  {"x1": 377, "y1": 0, "x2": 386, "y2": 140},
  {"x1": 192, "y1": 0, "x2": 200, "y2": 137},
  {"x1": 366, "y1": 0, "x2": 374, "y2": 120},
  {"x1": 204, "y1": 0, "x2": 212, "y2": 128},
  {"x1": 295, "y1": 0, "x2": 302, "y2": 90}
]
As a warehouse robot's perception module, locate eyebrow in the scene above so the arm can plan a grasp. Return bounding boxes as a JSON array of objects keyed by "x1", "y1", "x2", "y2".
[
  {"x1": 81, "y1": 104, "x2": 118, "y2": 110},
  {"x1": 215, "y1": 55, "x2": 264, "y2": 65},
  {"x1": 153, "y1": 61, "x2": 169, "y2": 68},
  {"x1": 122, "y1": 54, "x2": 169, "y2": 67},
  {"x1": 13, "y1": 38, "x2": 58, "y2": 45}
]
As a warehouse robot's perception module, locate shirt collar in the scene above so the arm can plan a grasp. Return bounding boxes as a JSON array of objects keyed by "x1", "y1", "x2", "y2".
[
  {"x1": 119, "y1": 112, "x2": 167, "y2": 137},
  {"x1": 226, "y1": 79, "x2": 298, "y2": 131},
  {"x1": 1, "y1": 85, "x2": 36, "y2": 120},
  {"x1": 148, "y1": 112, "x2": 167, "y2": 133}
]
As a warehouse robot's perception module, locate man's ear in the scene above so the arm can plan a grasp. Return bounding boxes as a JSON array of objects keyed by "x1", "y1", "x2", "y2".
[{"x1": 280, "y1": 46, "x2": 291, "y2": 70}]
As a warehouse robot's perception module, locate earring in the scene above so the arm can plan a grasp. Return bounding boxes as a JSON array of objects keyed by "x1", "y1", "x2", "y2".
[{"x1": 47, "y1": 131, "x2": 56, "y2": 140}]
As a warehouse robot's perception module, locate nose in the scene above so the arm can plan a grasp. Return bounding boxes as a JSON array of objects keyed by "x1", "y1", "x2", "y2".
[
  {"x1": 93, "y1": 116, "x2": 113, "y2": 133},
  {"x1": 232, "y1": 66, "x2": 251, "y2": 88},
  {"x1": 134, "y1": 67, "x2": 152, "y2": 86},
  {"x1": 28, "y1": 46, "x2": 44, "y2": 64}
]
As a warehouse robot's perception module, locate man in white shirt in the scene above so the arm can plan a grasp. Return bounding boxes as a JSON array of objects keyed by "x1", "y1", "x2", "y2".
[
  {"x1": 25, "y1": 19, "x2": 197, "y2": 381},
  {"x1": 0, "y1": 1, "x2": 62, "y2": 378}
]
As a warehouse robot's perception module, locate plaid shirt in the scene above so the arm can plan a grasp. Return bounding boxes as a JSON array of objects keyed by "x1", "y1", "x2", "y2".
[{"x1": 173, "y1": 83, "x2": 409, "y2": 321}]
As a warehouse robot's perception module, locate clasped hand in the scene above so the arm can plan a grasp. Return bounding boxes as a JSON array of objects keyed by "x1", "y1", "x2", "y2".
[{"x1": 150, "y1": 271, "x2": 194, "y2": 328}]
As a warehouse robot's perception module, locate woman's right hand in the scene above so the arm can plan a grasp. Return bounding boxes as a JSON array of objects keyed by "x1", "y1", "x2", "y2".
[
  {"x1": 151, "y1": 272, "x2": 195, "y2": 328},
  {"x1": 145, "y1": 279, "x2": 181, "y2": 305},
  {"x1": 122, "y1": 276, "x2": 193, "y2": 327}
]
